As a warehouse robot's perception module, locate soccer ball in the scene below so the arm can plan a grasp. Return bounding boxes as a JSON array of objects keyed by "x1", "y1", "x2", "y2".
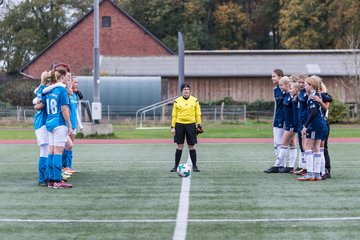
[{"x1": 177, "y1": 163, "x2": 191, "y2": 178}]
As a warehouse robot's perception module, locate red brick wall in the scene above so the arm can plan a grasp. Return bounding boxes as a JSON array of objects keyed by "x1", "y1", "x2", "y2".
[{"x1": 22, "y1": 0, "x2": 172, "y2": 79}]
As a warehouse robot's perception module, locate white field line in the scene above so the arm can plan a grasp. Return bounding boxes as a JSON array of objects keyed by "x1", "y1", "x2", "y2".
[
  {"x1": 172, "y1": 155, "x2": 192, "y2": 240},
  {"x1": 1, "y1": 216, "x2": 360, "y2": 224},
  {"x1": 1, "y1": 160, "x2": 360, "y2": 165}
]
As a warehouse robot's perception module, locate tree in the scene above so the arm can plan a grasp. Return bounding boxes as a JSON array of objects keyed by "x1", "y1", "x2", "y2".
[
  {"x1": 339, "y1": 37, "x2": 360, "y2": 120},
  {"x1": 279, "y1": 0, "x2": 329, "y2": 49},
  {"x1": 0, "y1": 0, "x2": 92, "y2": 73},
  {"x1": 251, "y1": 0, "x2": 281, "y2": 49},
  {"x1": 327, "y1": 0, "x2": 360, "y2": 49},
  {"x1": 213, "y1": 2, "x2": 253, "y2": 49},
  {"x1": 117, "y1": 0, "x2": 211, "y2": 51}
]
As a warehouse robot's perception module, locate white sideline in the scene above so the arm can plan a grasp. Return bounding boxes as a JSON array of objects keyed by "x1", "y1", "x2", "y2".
[
  {"x1": 1, "y1": 216, "x2": 360, "y2": 223},
  {"x1": 172, "y1": 155, "x2": 192, "y2": 240}
]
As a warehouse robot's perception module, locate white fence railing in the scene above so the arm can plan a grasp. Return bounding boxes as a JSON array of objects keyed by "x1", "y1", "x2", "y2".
[{"x1": 0, "y1": 104, "x2": 274, "y2": 124}]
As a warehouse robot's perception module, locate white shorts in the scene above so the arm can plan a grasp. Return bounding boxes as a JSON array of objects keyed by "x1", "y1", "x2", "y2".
[
  {"x1": 273, "y1": 127, "x2": 285, "y2": 145},
  {"x1": 72, "y1": 128, "x2": 77, "y2": 135},
  {"x1": 48, "y1": 126, "x2": 68, "y2": 147},
  {"x1": 35, "y1": 125, "x2": 49, "y2": 146}
]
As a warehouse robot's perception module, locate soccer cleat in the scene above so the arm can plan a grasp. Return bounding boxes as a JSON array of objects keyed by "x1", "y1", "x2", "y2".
[
  {"x1": 63, "y1": 168, "x2": 75, "y2": 174},
  {"x1": 264, "y1": 166, "x2": 280, "y2": 173},
  {"x1": 38, "y1": 182, "x2": 48, "y2": 187},
  {"x1": 47, "y1": 182, "x2": 55, "y2": 188},
  {"x1": 297, "y1": 174, "x2": 315, "y2": 181},
  {"x1": 314, "y1": 173, "x2": 322, "y2": 181},
  {"x1": 62, "y1": 173, "x2": 71, "y2": 179},
  {"x1": 170, "y1": 167, "x2": 177, "y2": 172},
  {"x1": 291, "y1": 167, "x2": 301, "y2": 174},
  {"x1": 279, "y1": 167, "x2": 293, "y2": 173},
  {"x1": 53, "y1": 181, "x2": 73, "y2": 189},
  {"x1": 294, "y1": 168, "x2": 307, "y2": 176},
  {"x1": 70, "y1": 168, "x2": 80, "y2": 173},
  {"x1": 325, "y1": 169, "x2": 331, "y2": 179},
  {"x1": 193, "y1": 166, "x2": 200, "y2": 172}
]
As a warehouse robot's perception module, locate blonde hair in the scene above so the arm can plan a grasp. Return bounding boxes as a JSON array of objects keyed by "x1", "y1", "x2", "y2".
[
  {"x1": 279, "y1": 76, "x2": 290, "y2": 85},
  {"x1": 305, "y1": 76, "x2": 321, "y2": 91},
  {"x1": 291, "y1": 81, "x2": 300, "y2": 90},
  {"x1": 289, "y1": 75, "x2": 299, "y2": 83},
  {"x1": 40, "y1": 71, "x2": 50, "y2": 85},
  {"x1": 319, "y1": 80, "x2": 328, "y2": 93},
  {"x1": 298, "y1": 73, "x2": 308, "y2": 81}
]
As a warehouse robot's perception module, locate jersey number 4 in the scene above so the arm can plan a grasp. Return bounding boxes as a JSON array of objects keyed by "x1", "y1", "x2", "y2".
[{"x1": 46, "y1": 99, "x2": 58, "y2": 115}]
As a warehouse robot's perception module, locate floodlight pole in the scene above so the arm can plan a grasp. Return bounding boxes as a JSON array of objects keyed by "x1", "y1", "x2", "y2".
[
  {"x1": 178, "y1": 32, "x2": 184, "y2": 93},
  {"x1": 92, "y1": 0, "x2": 101, "y2": 123}
]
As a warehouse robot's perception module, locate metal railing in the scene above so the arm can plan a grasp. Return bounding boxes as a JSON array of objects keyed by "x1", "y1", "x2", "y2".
[{"x1": 135, "y1": 96, "x2": 178, "y2": 129}]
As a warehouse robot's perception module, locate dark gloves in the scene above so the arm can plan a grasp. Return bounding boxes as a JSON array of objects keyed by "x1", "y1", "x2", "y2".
[{"x1": 196, "y1": 124, "x2": 204, "y2": 135}]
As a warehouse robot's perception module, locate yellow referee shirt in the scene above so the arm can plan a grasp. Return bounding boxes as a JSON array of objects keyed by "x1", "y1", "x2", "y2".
[{"x1": 171, "y1": 96, "x2": 202, "y2": 127}]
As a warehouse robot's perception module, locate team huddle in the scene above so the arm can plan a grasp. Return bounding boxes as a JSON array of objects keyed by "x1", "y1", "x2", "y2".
[
  {"x1": 33, "y1": 63, "x2": 83, "y2": 189},
  {"x1": 264, "y1": 69, "x2": 332, "y2": 181}
]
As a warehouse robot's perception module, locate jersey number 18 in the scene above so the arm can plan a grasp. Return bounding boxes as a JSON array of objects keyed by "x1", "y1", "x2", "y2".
[{"x1": 46, "y1": 99, "x2": 58, "y2": 115}]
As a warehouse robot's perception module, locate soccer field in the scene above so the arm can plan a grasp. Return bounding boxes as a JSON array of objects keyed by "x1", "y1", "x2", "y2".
[{"x1": 0, "y1": 143, "x2": 360, "y2": 240}]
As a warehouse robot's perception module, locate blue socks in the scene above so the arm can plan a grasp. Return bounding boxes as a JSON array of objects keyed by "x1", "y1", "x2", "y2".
[{"x1": 38, "y1": 157, "x2": 47, "y2": 183}]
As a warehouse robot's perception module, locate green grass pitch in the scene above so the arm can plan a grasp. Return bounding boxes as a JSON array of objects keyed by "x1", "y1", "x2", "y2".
[{"x1": 0, "y1": 143, "x2": 360, "y2": 240}]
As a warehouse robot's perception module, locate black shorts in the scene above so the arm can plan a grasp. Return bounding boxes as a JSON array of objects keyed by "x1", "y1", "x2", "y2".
[{"x1": 174, "y1": 123, "x2": 197, "y2": 145}]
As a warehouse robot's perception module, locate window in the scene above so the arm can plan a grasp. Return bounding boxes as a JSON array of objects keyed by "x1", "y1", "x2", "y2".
[{"x1": 102, "y1": 16, "x2": 111, "y2": 28}]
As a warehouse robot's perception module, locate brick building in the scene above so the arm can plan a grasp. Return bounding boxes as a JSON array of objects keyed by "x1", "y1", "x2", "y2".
[
  {"x1": 19, "y1": 0, "x2": 358, "y2": 111},
  {"x1": 20, "y1": 0, "x2": 173, "y2": 79}
]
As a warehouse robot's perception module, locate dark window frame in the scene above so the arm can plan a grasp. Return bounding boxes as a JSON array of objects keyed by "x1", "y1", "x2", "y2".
[{"x1": 102, "y1": 16, "x2": 111, "y2": 28}]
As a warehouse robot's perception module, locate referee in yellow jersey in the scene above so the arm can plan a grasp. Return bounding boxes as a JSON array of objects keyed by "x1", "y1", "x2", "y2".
[{"x1": 170, "y1": 83, "x2": 203, "y2": 172}]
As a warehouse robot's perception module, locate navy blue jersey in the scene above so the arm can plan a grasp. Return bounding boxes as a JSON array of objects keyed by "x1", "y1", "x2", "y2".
[
  {"x1": 297, "y1": 89, "x2": 308, "y2": 127},
  {"x1": 273, "y1": 85, "x2": 285, "y2": 128},
  {"x1": 283, "y1": 93, "x2": 296, "y2": 129},
  {"x1": 306, "y1": 92, "x2": 325, "y2": 130},
  {"x1": 292, "y1": 95, "x2": 299, "y2": 129}
]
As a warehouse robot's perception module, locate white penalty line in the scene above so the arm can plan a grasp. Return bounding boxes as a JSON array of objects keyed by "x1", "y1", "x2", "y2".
[
  {"x1": 1, "y1": 217, "x2": 360, "y2": 224},
  {"x1": 172, "y1": 155, "x2": 192, "y2": 240}
]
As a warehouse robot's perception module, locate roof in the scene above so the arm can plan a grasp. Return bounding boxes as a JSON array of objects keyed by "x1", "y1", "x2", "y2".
[
  {"x1": 100, "y1": 49, "x2": 360, "y2": 77},
  {"x1": 19, "y1": 0, "x2": 173, "y2": 74}
]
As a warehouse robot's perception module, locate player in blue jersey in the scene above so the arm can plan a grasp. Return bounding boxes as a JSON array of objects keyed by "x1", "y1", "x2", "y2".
[
  {"x1": 293, "y1": 74, "x2": 308, "y2": 176},
  {"x1": 267, "y1": 76, "x2": 298, "y2": 173},
  {"x1": 36, "y1": 67, "x2": 73, "y2": 188},
  {"x1": 311, "y1": 80, "x2": 332, "y2": 179},
  {"x1": 290, "y1": 78, "x2": 300, "y2": 172},
  {"x1": 32, "y1": 71, "x2": 50, "y2": 186},
  {"x1": 264, "y1": 69, "x2": 287, "y2": 173},
  {"x1": 298, "y1": 76, "x2": 326, "y2": 181},
  {"x1": 62, "y1": 75, "x2": 82, "y2": 174}
]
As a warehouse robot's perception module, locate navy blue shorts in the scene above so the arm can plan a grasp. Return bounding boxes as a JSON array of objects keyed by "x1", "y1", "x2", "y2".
[{"x1": 306, "y1": 127, "x2": 324, "y2": 140}]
